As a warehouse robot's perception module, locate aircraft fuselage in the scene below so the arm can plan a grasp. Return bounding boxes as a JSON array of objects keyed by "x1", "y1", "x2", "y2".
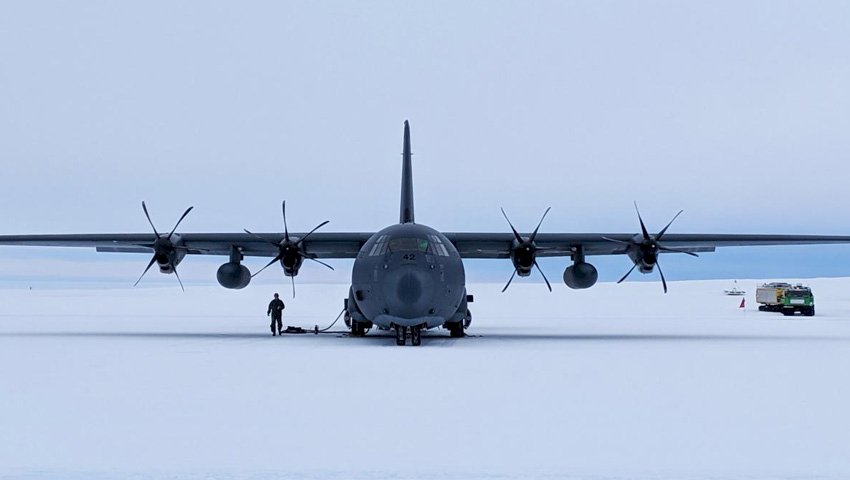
[{"x1": 350, "y1": 222, "x2": 467, "y2": 330}]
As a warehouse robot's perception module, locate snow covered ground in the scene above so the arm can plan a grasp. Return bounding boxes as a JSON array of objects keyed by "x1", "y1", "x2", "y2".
[{"x1": 1, "y1": 278, "x2": 850, "y2": 479}]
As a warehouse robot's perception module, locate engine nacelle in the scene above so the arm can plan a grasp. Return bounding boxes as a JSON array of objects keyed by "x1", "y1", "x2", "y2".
[
  {"x1": 217, "y1": 262, "x2": 251, "y2": 289},
  {"x1": 627, "y1": 243, "x2": 657, "y2": 274},
  {"x1": 563, "y1": 262, "x2": 598, "y2": 289},
  {"x1": 156, "y1": 244, "x2": 187, "y2": 274},
  {"x1": 509, "y1": 241, "x2": 536, "y2": 276}
]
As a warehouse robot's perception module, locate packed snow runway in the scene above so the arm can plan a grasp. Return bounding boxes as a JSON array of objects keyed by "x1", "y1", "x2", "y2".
[{"x1": 2, "y1": 279, "x2": 850, "y2": 479}]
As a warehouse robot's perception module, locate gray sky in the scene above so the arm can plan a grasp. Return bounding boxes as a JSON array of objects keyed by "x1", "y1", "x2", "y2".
[{"x1": 1, "y1": 1, "x2": 849, "y2": 286}]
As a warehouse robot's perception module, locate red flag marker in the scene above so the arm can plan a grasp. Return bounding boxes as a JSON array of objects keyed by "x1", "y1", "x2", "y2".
[{"x1": 739, "y1": 298, "x2": 746, "y2": 309}]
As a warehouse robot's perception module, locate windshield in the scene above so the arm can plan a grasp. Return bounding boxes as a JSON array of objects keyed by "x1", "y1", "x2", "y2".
[
  {"x1": 388, "y1": 237, "x2": 429, "y2": 253},
  {"x1": 785, "y1": 290, "x2": 809, "y2": 298}
]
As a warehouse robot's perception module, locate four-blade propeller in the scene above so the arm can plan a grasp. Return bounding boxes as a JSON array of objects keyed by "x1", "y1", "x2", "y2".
[
  {"x1": 500, "y1": 207, "x2": 553, "y2": 293},
  {"x1": 603, "y1": 202, "x2": 698, "y2": 293},
  {"x1": 244, "y1": 201, "x2": 333, "y2": 298},
  {"x1": 134, "y1": 201, "x2": 194, "y2": 291}
]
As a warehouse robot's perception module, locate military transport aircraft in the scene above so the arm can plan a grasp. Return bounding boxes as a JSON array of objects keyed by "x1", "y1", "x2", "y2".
[{"x1": 2, "y1": 121, "x2": 850, "y2": 346}]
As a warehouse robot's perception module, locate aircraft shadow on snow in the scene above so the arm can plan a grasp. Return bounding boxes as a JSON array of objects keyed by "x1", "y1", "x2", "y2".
[{"x1": 1, "y1": 331, "x2": 848, "y2": 343}]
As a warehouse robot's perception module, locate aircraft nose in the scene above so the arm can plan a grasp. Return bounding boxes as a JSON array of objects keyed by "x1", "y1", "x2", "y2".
[
  {"x1": 397, "y1": 271, "x2": 423, "y2": 304},
  {"x1": 383, "y1": 266, "x2": 434, "y2": 318}
]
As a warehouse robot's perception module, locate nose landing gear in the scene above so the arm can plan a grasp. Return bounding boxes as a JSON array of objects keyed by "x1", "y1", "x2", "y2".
[
  {"x1": 394, "y1": 324, "x2": 423, "y2": 346},
  {"x1": 395, "y1": 325, "x2": 407, "y2": 346},
  {"x1": 410, "y1": 325, "x2": 422, "y2": 346}
]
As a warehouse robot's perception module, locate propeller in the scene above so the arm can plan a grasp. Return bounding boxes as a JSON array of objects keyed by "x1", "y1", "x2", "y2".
[
  {"x1": 500, "y1": 207, "x2": 553, "y2": 293},
  {"x1": 244, "y1": 201, "x2": 333, "y2": 298},
  {"x1": 134, "y1": 201, "x2": 194, "y2": 291},
  {"x1": 603, "y1": 202, "x2": 698, "y2": 293}
]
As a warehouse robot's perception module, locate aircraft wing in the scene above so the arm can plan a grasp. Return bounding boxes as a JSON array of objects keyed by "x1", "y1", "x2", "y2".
[
  {"x1": 2, "y1": 232, "x2": 850, "y2": 260},
  {"x1": 445, "y1": 233, "x2": 850, "y2": 259},
  {"x1": 0, "y1": 233, "x2": 373, "y2": 259}
]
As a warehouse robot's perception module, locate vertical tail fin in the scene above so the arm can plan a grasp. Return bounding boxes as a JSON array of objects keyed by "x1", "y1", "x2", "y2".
[{"x1": 399, "y1": 120, "x2": 415, "y2": 224}]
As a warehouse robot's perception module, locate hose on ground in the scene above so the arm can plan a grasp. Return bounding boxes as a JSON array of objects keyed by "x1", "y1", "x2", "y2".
[{"x1": 313, "y1": 308, "x2": 345, "y2": 334}]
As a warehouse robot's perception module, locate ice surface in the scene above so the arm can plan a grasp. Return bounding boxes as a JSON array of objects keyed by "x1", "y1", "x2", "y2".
[{"x1": 1, "y1": 279, "x2": 849, "y2": 479}]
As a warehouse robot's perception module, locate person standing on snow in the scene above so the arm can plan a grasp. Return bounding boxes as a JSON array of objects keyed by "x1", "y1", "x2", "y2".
[{"x1": 267, "y1": 293, "x2": 285, "y2": 336}]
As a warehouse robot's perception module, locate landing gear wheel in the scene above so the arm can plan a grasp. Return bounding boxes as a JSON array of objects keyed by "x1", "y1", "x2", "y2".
[
  {"x1": 351, "y1": 320, "x2": 366, "y2": 337},
  {"x1": 411, "y1": 326, "x2": 422, "y2": 346},
  {"x1": 448, "y1": 322, "x2": 464, "y2": 338},
  {"x1": 395, "y1": 325, "x2": 407, "y2": 346}
]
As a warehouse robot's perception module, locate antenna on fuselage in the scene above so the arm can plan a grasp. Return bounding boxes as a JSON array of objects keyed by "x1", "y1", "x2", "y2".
[{"x1": 399, "y1": 120, "x2": 415, "y2": 224}]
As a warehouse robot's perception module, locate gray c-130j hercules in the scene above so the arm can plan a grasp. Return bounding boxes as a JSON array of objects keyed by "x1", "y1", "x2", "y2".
[{"x1": 3, "y1": 120, "x2": 850, "y2": 346}]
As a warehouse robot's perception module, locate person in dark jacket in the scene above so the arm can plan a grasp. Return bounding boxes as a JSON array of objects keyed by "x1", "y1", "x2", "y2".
[{"x1": 267, "y1": 293, "x2": 285, "y2": 335}]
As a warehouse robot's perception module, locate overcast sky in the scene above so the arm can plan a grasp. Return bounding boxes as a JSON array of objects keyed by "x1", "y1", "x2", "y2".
[{"x1": 1, "y1": 1, "x2": 849, "y2": 287}]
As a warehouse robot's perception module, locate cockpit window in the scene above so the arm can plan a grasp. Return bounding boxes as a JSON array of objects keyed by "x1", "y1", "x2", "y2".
[
  {"x1": 368, "y1": 235, "x2": 389, "y2": 256},
  {"x1": 388, "y1": 237, "x2": 429, "y2": 253},
  {"x1": 428, "y1": 234, "x2": 450, "y2": 256},
  {"x1": 369, "y1": 234, "x2": 450, "y2": 256}
]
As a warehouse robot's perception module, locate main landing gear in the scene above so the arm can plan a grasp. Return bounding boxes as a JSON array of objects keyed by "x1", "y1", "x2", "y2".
[
  {"x1": 394, "y1": 325, "x2": 423, "y2": 346},
  {"x1": 447, "y1": 322, "x2": 464, "y2": 338},
  {"x1": 350, "y1": 320, "x2": 368, "y2": 337}
]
